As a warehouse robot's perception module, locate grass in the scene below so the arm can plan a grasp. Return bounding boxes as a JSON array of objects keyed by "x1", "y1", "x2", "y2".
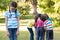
[
  {"x1": 20, "y1": 15, "x2": 34, "y2": 19},
  {"x1": 0, "y1": 31, "x2": 29, "y2": 40},
  {"x1": 0, "y1": 30, "x2": 60, "y2": 40}
]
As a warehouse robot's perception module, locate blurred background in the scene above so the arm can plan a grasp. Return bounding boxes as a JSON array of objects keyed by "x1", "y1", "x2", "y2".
[{"x1": 0, "y1": 0, "x2": 60, "y2": 40}]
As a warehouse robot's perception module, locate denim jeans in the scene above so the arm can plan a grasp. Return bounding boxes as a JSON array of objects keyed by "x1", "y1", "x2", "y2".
[
  {"x1": 27, "y1": 28, "x2": 34, "y2": 40},
  {"x1": 36, "y1": 28, "x2": 44, "y2": 40},
  {"x1": 46, "y1": 30, "x2": 53, "y2": 40},
  {"x1": 34, "y1": 26, "x2": 37, "y2": 40},
  {"x1": 43, "y1": 29, "x2": 45, "y2": 40},
  {"x1": 8, "y1": 28, "x2": 17, "y2": 40}
]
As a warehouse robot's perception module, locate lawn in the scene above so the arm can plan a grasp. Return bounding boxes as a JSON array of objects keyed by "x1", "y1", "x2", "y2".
[{"x1": 0, "y1": 30, "x2": 60, "y2": 40}]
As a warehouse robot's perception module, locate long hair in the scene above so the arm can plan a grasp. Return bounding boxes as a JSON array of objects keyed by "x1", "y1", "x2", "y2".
[
  {"x1": 34, "y1": 14, "x2": 42, "y2": 22},
  {"x1": 35, "y1": 15, "x2": 38, "y2": 23},
  {"x1": 43, "y1": 14, "x2": 49, "y2": 19},
  {"x1": 40, "y1": 14, "x2": 47, "y2": 22},
  {"x1": 9, "y1": 2, "x2": 17, "y2": 18}
]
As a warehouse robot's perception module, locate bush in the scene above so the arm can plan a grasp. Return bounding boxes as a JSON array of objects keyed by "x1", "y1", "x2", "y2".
[{"x1": 20, "y1": 15, "x2": 34, "y2": 19}]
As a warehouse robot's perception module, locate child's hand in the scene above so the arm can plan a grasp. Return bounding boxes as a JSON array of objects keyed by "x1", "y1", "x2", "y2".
[
  {"x1": 16, "y1": 31, "x2": 19, "y2": 36},
  {"x1": 7, "y1": 31, "x2": 10, "y2": 37},
  {"x1": 44, "y1": 26, "x2": 47, "y2": 30}
]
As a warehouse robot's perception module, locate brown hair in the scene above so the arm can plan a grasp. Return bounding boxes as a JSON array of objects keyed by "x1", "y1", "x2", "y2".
[
  {"x1": 34, "y1": 14, "x2": 42, "y2": 23},
  {"x1": 43, "y1": 14, "x2": 49, "y2": 19},
  {"x1": 40, "y1": 14, "x2": 47, "y2": 22},
  {"x1": 9, "y1": 2, "x2": 17, "y2": 18},
  {"x1": 34, "y1": 15, "x2": 38, "y2": 23},
  {"x1": 10, "y1": 2, "x2": 17, "y2": 8}
]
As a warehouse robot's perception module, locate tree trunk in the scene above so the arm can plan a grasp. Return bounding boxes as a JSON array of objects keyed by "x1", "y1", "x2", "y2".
[{"x1": 30, "y1": 0, "x2": 38, "y2": 15}]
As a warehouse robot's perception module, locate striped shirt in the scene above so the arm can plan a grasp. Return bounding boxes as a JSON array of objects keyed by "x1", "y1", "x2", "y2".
[
  {"x1": 44, "y1": 20, "x2": 53, "y2": 30},
  {"x1": 5, "y1": 11, "x2": 20, "y2": 28}
]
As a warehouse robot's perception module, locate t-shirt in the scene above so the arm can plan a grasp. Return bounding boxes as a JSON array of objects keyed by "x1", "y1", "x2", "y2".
[
  {"x1": 44, "y1": 20, "x2": 53, "y2": 30},
  {"x1": 28, "y1": 20, "x2": 35, "y2": 28},
  {"x1": 5, "y1": 11, "x2": 20, "y2": 28},
  {"x1": 36, "y1": 19, "x2": 44, "y2": 28}
]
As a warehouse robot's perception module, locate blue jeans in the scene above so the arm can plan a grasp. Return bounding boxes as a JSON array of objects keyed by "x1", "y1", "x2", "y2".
[
  {"x1": 27, "y1": 28, "x2": 34, "y2": 40},
  {"x1": 43, "y1": 28, "x2": 45, "y2": 40},
  {"x1": 46, "y1": 30, "x2": 53, "y2": 40},
  {"x1": 8, "y1": 28, "x2": 17, "y2": 40},
  {"x1": 36, "y1": 28, "x2": 44, "y2": 40}
]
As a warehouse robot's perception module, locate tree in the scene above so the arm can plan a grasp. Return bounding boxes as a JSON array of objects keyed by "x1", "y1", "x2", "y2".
[
  {"x1": 17, "y1": 1, "x2": 30, "y2": 16},
  {"x1": 38, "y1": 0, "x2": 55, "y2": 13},
  {"x1": 29, "y1": 0, "x2": 37, "y2": 15},
  {"x1": 0, "y1": 0, "x2": 11, "y2": 11},
  {"x1": 18, "y1": 5, "x2": 30, "y2": 16}
]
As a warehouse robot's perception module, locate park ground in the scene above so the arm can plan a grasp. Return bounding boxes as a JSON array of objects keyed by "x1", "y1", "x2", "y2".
[
  {"x1": 0, "y1": 19, "x2": 60, "y2": 40},
  {"x1": 0, "y1": 27, "x2": 60, "y2": 40}
]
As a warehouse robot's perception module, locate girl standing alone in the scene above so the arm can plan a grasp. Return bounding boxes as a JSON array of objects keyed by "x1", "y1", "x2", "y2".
[{"x1": 5, "y1": 2, "x2": 20, "y2": 40}]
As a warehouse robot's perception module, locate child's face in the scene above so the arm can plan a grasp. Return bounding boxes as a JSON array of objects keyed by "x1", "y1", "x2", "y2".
[{"x1": 10, "y1": 6, "x2": 15, "y2": 11}]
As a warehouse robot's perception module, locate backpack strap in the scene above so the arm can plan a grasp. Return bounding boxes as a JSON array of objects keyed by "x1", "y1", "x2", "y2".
[{"x1": 8, "y1": 10, "x2": 17, "y2": 18}]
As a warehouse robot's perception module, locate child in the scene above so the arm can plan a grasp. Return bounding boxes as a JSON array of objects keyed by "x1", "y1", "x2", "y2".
[
  {"x1": 36, "y1": 14, "x2": 44, "y2": 40},
  {"x1": 44, "y1": 14, "x2": 53, "y2": 40},
  {"x1": 5, "y1": 2, "x2": 20, "y2": 40},
  {"x1": 44, "y1": 14, "x2": 51, "y2": 21},
  {"x1": 34, "y1": 14, "x2": 42, "y2": 40},
  {"x1": 27, "y1": 20, "x2": 35, "y2": 40},
  {"x1": 40, "y1": 14, "x2": 47, "y2": 40}
]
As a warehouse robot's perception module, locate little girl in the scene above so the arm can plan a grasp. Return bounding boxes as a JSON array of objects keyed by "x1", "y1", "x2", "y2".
[
  {"x1": 36, "y1": 14, "x2": 44, "y2": 40},
  {"x1": 27, "y1": 20, "x2": 35, "y2": 40},
  {"x1": 44, "y1": 14, "x2": 53, "y2": 40},
  {"x1": 5, "y1": 2, "x2": 20, "y2": 40}
]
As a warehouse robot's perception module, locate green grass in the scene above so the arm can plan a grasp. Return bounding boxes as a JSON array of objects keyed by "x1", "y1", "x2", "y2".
[
  {"x1": 0, "y1": 30, "x2": 60, "y2": 40},
  {"x1": 0, "y1": 31, "x2": 29, "y2": 40},
  {"x1": 20, "y1": 15, "x2": 34, "y2": 19}
]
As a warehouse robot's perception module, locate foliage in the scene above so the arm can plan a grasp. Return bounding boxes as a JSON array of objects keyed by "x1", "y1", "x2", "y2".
[
  {"x1": 38, "y1": 0, "x2": 55, "y2": 13},
  {"x1": 18, "y1": 5, "x2": 30, "y2": 16},
  {"x1": 0, "y1": 0, "x2": 11, "y2": 11}
]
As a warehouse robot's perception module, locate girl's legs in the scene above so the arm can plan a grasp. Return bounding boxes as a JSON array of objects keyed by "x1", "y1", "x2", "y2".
[
  {"x1": 13, "y1": 28, "x2": 17, "y2": 40},
  {"x1": 34, "y1": 27, "x2": 37, "y2": 40},
  {"x1": 8, "y1": 28, "x2": 17, "y2": 40},
  {"x1": 49, "y1": 30, "x2": 53, "y2": 40},
  {"x1": 36, "y1": 28, "x2": 40, "y2": 40},
  {"x1": 8, "y1": 28, "x2": 14, "y2": 40},
  {"x1": 27, "y1": 28, "x2": 34, "y2": 40},
  {"x1": 39, "y1": 28, "x2": 43, "y2": 40},
  {"x1": 43, "y1": 29, "x2": 45, "y2": 40},
  {"x1": 46, "y1": 30, "x2": 49, "y2": 40},
  {"x1": 46, "y1": 30, "x2": 53, "y2": 40}
]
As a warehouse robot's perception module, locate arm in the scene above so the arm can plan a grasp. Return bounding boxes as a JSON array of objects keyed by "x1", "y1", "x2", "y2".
[
  {"x1": 16, "y1": 17, "x2": 20, "y2": 36},
  {"x1": 5, "y1": 17, "x2": 8, "y2": 32},
  {"x1": 16, "y1": 11, "x2": 20, "y2": 32},
  {"x1": 17, "y1": 17, "x2": 20, "y2": 31},
  {"x1": 5, "y1": 17, "x2": 10, "y2": 37}
]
